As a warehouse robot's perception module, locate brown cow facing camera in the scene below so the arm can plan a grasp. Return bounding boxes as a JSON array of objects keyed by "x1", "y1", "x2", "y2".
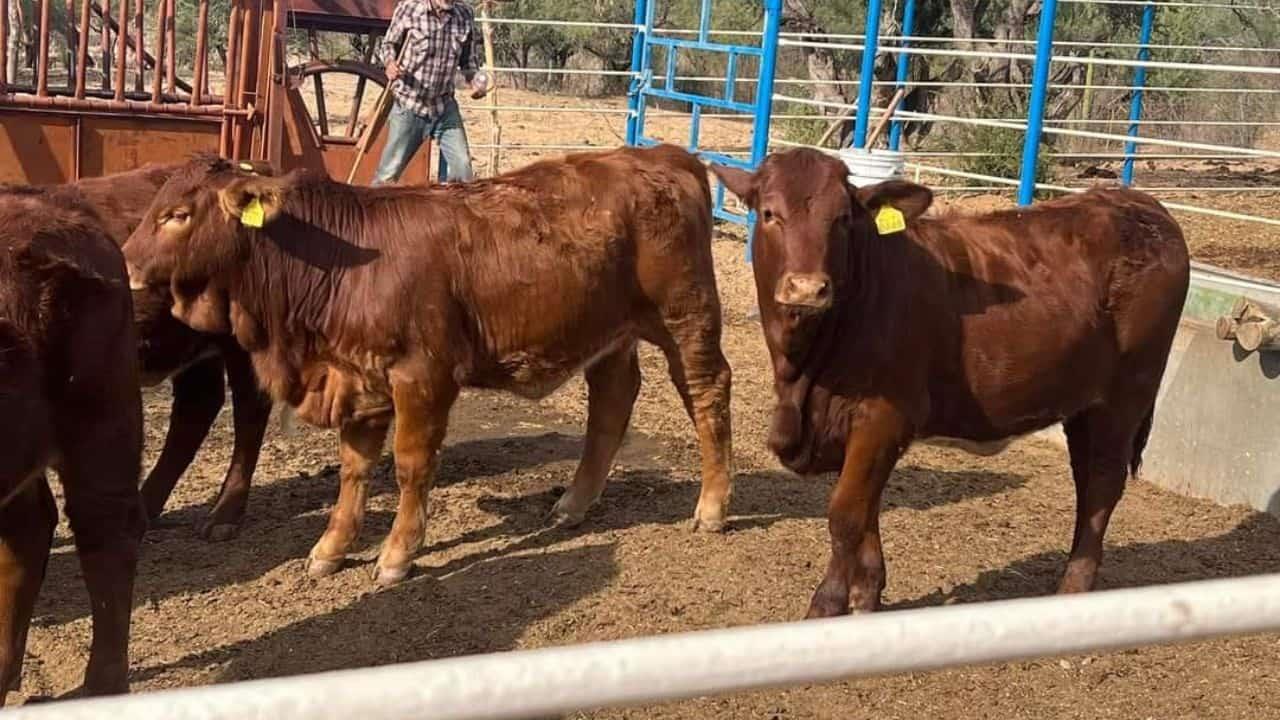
[
  {"x1": 712, "y1": 147, "x2": 1189, "y2": 618},
  {"x1": 123, "y1": 144, "x2": 733, "y2": 586},
  {"x1": 0, "y1": 187, "x2": 145, "y2": 704},
  {"x1": 10, "y1": 167, "x2": 275, "y2": 541}
]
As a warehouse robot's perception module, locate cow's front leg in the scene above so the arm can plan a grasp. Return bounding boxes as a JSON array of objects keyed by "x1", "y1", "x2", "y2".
[
  {"x1": 807, "y1": 399, "x2": 909, "y2": 618},
  {"x1": 375, "y1": 373, "x2": 459, "y2": 586},
  {"x1": 306, "y1": 417, "x2": 390, "y2": 577}
]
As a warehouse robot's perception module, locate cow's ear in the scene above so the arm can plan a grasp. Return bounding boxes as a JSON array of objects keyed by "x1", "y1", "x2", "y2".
[
  {"x1": 218, "y1": 175, "x2": 289, "y2": 228},
  {"x1": 853, "y1": 180, "x2": 933, "y2": 222},
  {"x1": 709, "y1": 163, "x2": 757, "y2": 207}
]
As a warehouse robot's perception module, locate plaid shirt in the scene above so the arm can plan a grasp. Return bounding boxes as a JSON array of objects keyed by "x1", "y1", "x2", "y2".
[{"x1": 378, "y1": 0, "x2": 481, "y2": 119}]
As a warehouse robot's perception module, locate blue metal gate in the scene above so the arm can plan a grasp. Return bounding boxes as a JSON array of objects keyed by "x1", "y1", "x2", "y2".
[{"x1": 624, "y1": 0, "x2": 782, "y2": 258}]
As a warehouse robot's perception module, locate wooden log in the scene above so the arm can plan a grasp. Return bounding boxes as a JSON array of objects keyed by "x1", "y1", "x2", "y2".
[
  {"x1": 1217, "y1": 316, "x2": 1240, "y2": 342},
  {"x1": 1237, "y1": 319, "x2": 1280, "y2": 353},
  {"x1": 1231, "y1": 295, "x2": 1280, "y2": 324}
]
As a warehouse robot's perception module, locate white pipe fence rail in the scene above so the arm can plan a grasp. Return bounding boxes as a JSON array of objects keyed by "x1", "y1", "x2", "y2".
[{"x1": 9, "y1": 574, "x2": 1280, "y2": 720}]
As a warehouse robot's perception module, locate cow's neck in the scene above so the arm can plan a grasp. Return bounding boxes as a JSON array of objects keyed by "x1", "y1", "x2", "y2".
[
  {"x1": 765, "y1": 225, "x2": 913, "y2": 473},
  {"x1": 226, "y1": 222, "x2": 349, "y2": 407}
]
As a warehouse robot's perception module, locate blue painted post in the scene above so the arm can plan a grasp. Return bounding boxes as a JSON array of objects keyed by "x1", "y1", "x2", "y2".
[
  {"x1": 1122, "y1": 3, "x2": 1156, "y2": 186},
  {"x1": 624, "y1": 0, "x2": 650, "y2": 145},
  {"x1": 851, "y1": 0, "x2": 884, "y2": 148},
  {"x1": 1017, "y1": 0, "x2": 1059, "y2": 206},
  {"x1": 698, "y1": 0, "x2": 712, "y2": 44},
  {"x1": 888, "y1": 0, "x2": 916, "y2": 151},
  {"x1": 746, "y1": 0, "x2": 782, "y2": 261}
]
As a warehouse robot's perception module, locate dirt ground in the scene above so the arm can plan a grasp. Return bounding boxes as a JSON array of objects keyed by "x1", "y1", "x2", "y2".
[{"x1": 15, "y1": 230, "x2": 1280, "y2": 716}]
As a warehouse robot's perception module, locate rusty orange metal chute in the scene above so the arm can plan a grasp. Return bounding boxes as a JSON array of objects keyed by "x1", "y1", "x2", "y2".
[{"x1": 0, "y1": 0, "x2": 429, "y2": 184}]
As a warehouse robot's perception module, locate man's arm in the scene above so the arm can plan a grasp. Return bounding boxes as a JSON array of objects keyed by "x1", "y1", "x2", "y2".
[
  {"x1": 458, "y1": 14, "x2": 481, "y2": 83},
  {"x1": 379, "y1": 1, "x2": 410, "y2": 81}
]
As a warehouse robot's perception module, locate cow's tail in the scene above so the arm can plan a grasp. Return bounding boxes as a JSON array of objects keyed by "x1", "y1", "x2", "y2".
[{"x1": 1129, "y1": 404, "x2": 1156, "y2": 479}]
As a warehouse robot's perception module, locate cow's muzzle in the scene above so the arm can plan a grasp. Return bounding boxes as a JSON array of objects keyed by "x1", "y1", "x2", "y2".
[{"x1": 775, "y1": 272, "x2": 832, "y2": 313}]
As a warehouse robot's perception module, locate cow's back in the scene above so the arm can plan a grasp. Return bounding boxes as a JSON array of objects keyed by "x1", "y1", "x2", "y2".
[
  {"x1": 301, "y1": 144, "x2": 715, "y2": 400},
  {"x1": 907, "y1": 187, "x2": 1188, "y2": 439}
]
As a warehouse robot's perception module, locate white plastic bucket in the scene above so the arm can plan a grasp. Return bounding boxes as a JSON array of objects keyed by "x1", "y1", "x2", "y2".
[{"x1": 837, "y1": 147, "x2": 905, "y2": 188}]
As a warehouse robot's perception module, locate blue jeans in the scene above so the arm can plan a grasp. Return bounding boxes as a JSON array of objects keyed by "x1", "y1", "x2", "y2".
[{"x1": 372, "y1": 97, "x2": 474, "y2": 185}]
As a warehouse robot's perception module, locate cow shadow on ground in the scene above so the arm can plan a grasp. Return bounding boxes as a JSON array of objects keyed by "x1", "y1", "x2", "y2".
[
  {"x1": 33, "y1": 427, "x2": 1026, "y2": 631},
  {"x1": 33, "y1": 431, "x2": 584, "y2": 627},
  {"x1": 126, "y1": 542, "x2": 619, "y2": 689},
  {"x1": 888, "y1": 511, "x2": 1280, "y2": 611}
]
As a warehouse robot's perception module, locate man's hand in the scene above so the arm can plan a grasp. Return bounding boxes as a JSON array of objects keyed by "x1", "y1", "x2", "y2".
[
  {"x1": 385, "y1": 59, "x2": 402, "y2": 83},
  {"x1": 469, "y1": 71, "x2": 490, "y2": 100}
]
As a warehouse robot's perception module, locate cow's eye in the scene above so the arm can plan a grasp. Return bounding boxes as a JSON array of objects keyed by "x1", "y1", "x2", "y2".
[{"x1": 762, "y1": 208, "x2": 776, "y2": 222}]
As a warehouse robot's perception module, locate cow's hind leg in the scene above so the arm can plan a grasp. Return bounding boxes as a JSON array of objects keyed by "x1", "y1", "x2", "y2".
[
  {"x1": 0, "y1": 475, "x2": 56, "y2": 705},
  {"x1": 197, "y1": 348, "x2": 272, "y2": 542},
  {"x1": 550, "y1": 343, "x2": 641, "y2": 527},
  {"x1": 1057, "y1": 403, "x2": 1148, "y2": 594},
  {"x1": 645, "y1": 317, "x2": 733, "y2": 533},
  {"x1": 59, "y1": 430, "x2": 145, "y2": 697},
  {"x1": 139, "y1": 355, "x2": 225, "y2": 524},
  {"x1": 375, "y1": 374, "x2": 459, "y2": 586},
  {"x1": 307, "y1": 417, "x2": 390, "y2": 577}
]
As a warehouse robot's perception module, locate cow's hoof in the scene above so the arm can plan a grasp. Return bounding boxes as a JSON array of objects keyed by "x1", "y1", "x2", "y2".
[
  {"x1": 547, "y1": 505, "x2": 586, "y2": 529},
  {"x1": 373, "y1": 563, "x2": 411, "y2": 587},
  {"x1": 690, "y1": 512, "x2": 727, "y2": 533},
  {"x1": 306, "y1": 556, "x2": 343, "y2": 578},
  {"x1": 197, "y1": 521, "x2": 240, "y2": 543}
]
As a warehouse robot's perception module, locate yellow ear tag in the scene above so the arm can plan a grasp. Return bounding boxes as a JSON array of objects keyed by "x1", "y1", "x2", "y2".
[
  {"x1": 875, "y1": 206, "x2": 906, "y2": 235},
  {"x1": 238, "y1": 162, "x2": 256, "y2": 173},
  {"x1": 240, "y1": 197, "x2": 266, "y2": 228}
]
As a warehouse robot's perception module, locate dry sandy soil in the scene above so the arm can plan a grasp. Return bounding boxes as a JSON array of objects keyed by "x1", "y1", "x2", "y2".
[
  {"x1": 16, "y1": 233, "x2": 1280, "y2": 717},
  {"x1": 11, "y1": 84, "x2": 1280, "y2": 716}
]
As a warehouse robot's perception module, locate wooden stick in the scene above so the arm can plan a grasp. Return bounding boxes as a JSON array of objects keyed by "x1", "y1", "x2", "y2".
[
  {"x1": 815, "y1": 102, "x2": 855, "y2": 149},
  {"x1": 479, "y1": 0, "x2": 499, "y2": 176},
  {"x1": 346, "y1": 43, "x2": 406, "y2": 184},
  {"x1": 865, "y1": 87, "x2": 908, "y2": 149}
]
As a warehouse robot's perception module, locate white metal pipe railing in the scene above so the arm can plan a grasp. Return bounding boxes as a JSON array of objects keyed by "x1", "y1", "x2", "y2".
[
  {"x1": 770, "y1": 138, "x2": 1280, "y2": 226},
  {"x1": 779, "y1": 38, "x2": 1280, "y2": 77},
  {"x1": 10, "y1": 574, "x2": 1280, "y2": 720},
  {"x1": 773, "y1": 94, "x2": 1280, "y2": 159}
]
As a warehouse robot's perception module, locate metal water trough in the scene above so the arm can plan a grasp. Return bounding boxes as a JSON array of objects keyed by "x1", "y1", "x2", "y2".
[{"x1": 1038, "y1": 262, "x2": 1280, "y2": 516}]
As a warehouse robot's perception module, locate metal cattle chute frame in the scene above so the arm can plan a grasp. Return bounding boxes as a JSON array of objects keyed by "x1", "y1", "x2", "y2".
[{"x1": 0, "y1": 0, "x2": 431, "y2": 184}]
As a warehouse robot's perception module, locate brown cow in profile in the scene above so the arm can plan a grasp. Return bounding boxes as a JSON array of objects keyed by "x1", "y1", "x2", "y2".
[
  {"x1": 0, "y1": 187, "x2": 144, "y2": 704},
  {"x1": 123, "y1": 144, "x2": 733, "y2": 586},
  {"x1": 10, "y1": 167, "x2": 274, "y2": 540},
  {"x1": 713, "y1": 147, "x2": 1189, "y2": 617}
]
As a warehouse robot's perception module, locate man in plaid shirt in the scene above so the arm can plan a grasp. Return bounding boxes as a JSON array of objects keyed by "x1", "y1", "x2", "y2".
[{"x1": 372, "y1": 0, "x2": 489, "y2": 184}]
